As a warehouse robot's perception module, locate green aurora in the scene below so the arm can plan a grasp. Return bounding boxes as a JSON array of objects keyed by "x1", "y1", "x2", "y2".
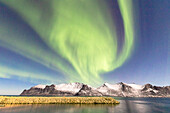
[{"x1": 0, "y1": 0, "x2": 134, "y2": 85}]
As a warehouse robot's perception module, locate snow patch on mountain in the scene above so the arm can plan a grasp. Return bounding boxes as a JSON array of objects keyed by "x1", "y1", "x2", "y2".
[
  {"x1": 146, "y1": 88, "x2": 159, "y2": 93},
  {"x1": 33, "y1": 84, "x2": 46, "y2": 89},
  {"x1": 97, "y1": 82, "x2": 123, "y2": 93},
  {"x1": 54, "y1": 83, "x2": 83, "y2": 93},
  {"x1": 127, "y1": 83, "x2": 143, "y2": 90},
  {"x1": 105, "y1": 83, "x2": 122, "y2": 90}
]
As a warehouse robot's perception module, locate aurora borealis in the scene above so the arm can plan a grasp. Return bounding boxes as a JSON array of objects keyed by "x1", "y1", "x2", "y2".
[
  {"x1": 0, "y1": 0, "x2": 135, "y2": 84},
  {"x1": 0, "y1": 0, "x2": 169, "y2": 94}
]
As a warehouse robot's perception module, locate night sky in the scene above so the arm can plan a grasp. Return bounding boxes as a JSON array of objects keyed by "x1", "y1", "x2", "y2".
[{"x1": 0, "y1": 0, "x2": 169, "y2": 95}]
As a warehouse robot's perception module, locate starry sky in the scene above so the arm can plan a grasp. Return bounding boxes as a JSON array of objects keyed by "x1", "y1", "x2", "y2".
[{"x1": 0, "y1": 0, "x2": 169, "y2": 95}]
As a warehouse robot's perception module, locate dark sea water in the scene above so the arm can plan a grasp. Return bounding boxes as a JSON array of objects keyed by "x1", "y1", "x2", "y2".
[{"x1": 0, "y1": 97, "x2": 169, "y2": 113}]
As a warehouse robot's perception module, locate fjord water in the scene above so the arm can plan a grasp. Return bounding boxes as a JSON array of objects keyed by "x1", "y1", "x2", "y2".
[{"x1": 0, "y1": 97, "x2": 169, "y2": 113}]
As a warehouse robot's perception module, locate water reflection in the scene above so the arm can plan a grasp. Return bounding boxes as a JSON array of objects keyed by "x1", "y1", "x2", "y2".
[{"x1": 0, "y1": 104, "x2": 118, "y2": 113}]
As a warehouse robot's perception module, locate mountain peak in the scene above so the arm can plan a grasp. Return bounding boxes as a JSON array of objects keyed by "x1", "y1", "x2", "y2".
[{"x1": 117, "y1": 82, "x2": 124, "y2": 84}]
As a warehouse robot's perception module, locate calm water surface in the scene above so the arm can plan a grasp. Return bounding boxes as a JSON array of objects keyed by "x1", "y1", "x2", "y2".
[{"x1": 0, "y1": 97, "x2": 169, "y2": 113}]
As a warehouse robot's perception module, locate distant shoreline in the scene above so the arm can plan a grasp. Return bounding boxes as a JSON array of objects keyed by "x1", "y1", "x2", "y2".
[{"x1": 1, "y1": 95, "x2": 170, "y2": 98}]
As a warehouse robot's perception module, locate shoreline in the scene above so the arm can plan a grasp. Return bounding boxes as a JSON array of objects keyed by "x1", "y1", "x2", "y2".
[
  {"x1": 1, "y1": 95, "x2": 169, "y2": 98},
  {"x1": 0, "y1": 97, "x2": 119, "y2": 105}
]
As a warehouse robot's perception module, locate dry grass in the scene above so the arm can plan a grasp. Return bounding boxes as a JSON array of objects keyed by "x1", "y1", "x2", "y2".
[{"x1": 0, "y1": 96, "x2": 119, "y2": 104}]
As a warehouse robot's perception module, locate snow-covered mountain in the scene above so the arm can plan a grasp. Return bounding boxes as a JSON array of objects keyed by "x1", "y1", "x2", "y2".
[
  {"x1": 20, "y1": 82, "x2": 170, "y2": 97},
  {"x1": 75, "y1": 84, "x2": 103, "y2": 96},
  {"x1": 54, "y1": 82, "x2": 83, "y2": 94},
  {"x1": 97, "y1": 82, "x2": 143, "y2": 97},
  {"x1": 21, "y1": 83, "x2": 84, "y2": 96}
]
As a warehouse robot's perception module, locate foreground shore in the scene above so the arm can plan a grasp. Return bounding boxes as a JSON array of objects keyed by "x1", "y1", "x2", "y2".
[{"x1": 0, "y1": 97, "x2": 119, "y2": 105}]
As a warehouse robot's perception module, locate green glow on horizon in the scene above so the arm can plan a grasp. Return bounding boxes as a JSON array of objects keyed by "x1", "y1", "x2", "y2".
[{"x1": 0, "y1": 0, "x2": 134, "y2": 86}]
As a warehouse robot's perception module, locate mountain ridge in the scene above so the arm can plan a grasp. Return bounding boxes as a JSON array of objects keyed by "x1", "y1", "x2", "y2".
[{"x1": 20, "y1": 82, "x2": 170, "y2": 97}]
